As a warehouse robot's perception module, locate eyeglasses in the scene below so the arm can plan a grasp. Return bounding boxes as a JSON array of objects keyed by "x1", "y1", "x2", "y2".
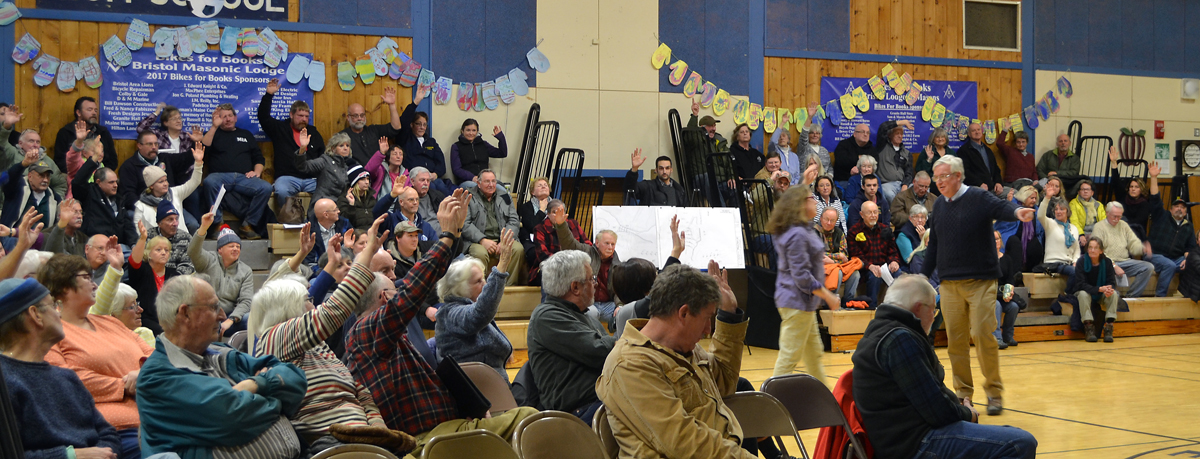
[
  {"x1": 75, "y1": 273, "x2": 93, "y2": 282},
  {"x1": 934, "y1": 173, "x2": 957, "y2": 182},
  {"x1": 124, "y1": 301, "x2": 140, "y2": 311}
]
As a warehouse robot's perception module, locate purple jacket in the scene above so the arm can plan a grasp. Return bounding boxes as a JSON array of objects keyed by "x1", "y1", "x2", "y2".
[{"x1": 774, "y1": 225, "x2": 826, "y2": 311}]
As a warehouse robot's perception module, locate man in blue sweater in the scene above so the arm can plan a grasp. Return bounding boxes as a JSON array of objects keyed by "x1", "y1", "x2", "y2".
[{"x1": 923, "y1": 155, "x2": 1034, "y2": 416}]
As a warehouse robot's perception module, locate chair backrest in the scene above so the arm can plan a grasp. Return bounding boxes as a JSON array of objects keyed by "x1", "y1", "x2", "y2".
[
  {"x1": 564, "y1": 176, "x2": 606, "y2": 237},
  {"x1": 422, "y1": 429, "x2": 519, "y2": 459},
  {"x1": 512, "y1": 410, "x2": 608, "y2": 459},
  {"x1": 228, "y1": 330, "x2": 248, "y2": 353},
  {"x1": 592, "y1": 404, "x2": 618, "y2": 459},
  {"x1": 310, "y1": 443, "x2": 399, "y2": 459},
  {"x1": 459, "y1": 361, "x2": 518, "y2": 414},
  {"x1": 705, "y1": 152, "x2": 738, "y2": 207},
  {"x1": 761, "y1": 373, "x2": 867, "y2": 459},
  {"x1": 550, "y1": 148, "x2": 585, "y2": 200},
  {"x1": 736, "y1": 178, "x2": 776, "y2": 269},
  {"x1": 722, "y1": 392, "x2": 804, "y2": 438}
]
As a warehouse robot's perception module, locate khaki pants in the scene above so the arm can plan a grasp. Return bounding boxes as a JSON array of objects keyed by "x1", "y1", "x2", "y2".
[
  {"x1": 940, "y1": 279, "x2": 1003, "y2": 401},
  {"x1": 1075, "y1": 291, "x2": 1120, "y2": 322},
  {"x1": 771, "y1": 308, "x2": 827, "y2": 383},
  {"x1": 405, "y1": 407, "x2": 539, "y2": 458},
  {"x1": 467, "y1": 240, "x2": 524, "y2": 286}
]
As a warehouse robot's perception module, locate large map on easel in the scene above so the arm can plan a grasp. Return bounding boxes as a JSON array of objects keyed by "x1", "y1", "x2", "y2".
[{"x1": 591, "y1": 206, "x2": 746, "y2": 269}]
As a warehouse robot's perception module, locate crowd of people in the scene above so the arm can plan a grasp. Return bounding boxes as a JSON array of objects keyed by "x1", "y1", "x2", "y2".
[{"x1": 4, "y1": 81, "x2": 1188, "y2": 459}]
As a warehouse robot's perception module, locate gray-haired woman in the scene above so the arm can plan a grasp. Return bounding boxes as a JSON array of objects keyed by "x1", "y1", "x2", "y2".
[
  {"x1": 434, "y1": 228, "x2": 516, "y2": 381},
  {"x1": 296, "y1": 129, "x2": 358, "y2": 205},
  {"x1": 916, "y1": 127, "x2": 951, "y2": 184}
]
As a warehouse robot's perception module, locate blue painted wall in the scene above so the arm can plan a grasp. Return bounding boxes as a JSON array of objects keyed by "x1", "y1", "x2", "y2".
[
  {"x1": 430, "y1": 0, "x2": 537, "y2": 88},
  {"x1": 658, "y1": 0, "x2": 750, "y2": 95},
  {"x1": 1034, "y1": 0, "x2": 1200, "y2": 74},
  {"x1": 763, "y1": 0, "x2": 849, "y2": 53},
  {"x1": 300, "y1": 0, "x2": 412, "y2": 28}
]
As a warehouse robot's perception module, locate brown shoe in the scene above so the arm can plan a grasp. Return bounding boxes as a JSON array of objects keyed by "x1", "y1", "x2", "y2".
[
  {"x1": 987, "y1": 397, "x2": 1003, "y2": 416},
  {"x1": 239, "y1": 224, "x2": 262, "y2": 240},
  {"x1": 1103, "y1": 323, "x2": 1114, "y2": 343},
  {"x1": 1084, "y1": 321, "x2": 1097, "y2": 342}
]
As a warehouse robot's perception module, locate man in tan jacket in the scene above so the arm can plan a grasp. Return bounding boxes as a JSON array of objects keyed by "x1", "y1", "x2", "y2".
[{"x1": 596, "y1": 262, "x2": 756, "y2": 458}]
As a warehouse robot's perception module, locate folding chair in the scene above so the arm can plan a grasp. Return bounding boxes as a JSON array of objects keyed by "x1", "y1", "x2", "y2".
[
  {"x1": 760, "y1": 374, "x2": 868, "y2": 459},
  {"x1": 722, "y1": 392, "x2": 805, "y2": 458},
  {"x1": 310, "y1": 443, "x2": 399, "y2": 459},
  {"x1": 592, "y1": 404, "x2": 618, "y2": 459},
  {"x1": 459, "y1": 361, "x2": 518, "y2": 414},
  {"x1": 422, "y1": 429, "x2": 519, "y2": 459},
  {"x1": 512, "y1": 410, "x2": 608, "y2": 459},
  {"x1": 228, "y1": 330, "x2": 248, "y2": 353}
]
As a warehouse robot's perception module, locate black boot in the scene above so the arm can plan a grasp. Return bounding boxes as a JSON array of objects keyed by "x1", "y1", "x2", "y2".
[
  {"x1": 1103, "y1": 322, "x2": 1114, "y2": 343},
  {"x1": 1084, "y1": 321, "x2": 1097, "y2": 342}
]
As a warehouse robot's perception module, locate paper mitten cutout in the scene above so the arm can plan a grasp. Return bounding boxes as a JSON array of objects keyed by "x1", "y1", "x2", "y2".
[
  {"x1": 747, "y1": 103, "x2": 762, "y2": 130},
  {"x1": 377, "y1": 36, "x2": 398, "y2": 52},
  {"x1": 793, "y1": 107, "x2": 808, "y2": 128},
  {"x1": 826, "y1": 100, "x2": 842, "y2": 127},
  {"x1": 126, "y1": 19, "x2": 150, "y2": 51},
  {"x1": 682, "y1": 71, "x2": 702, "y2": 98},
  {"x1": 434, "y1": 76, "x2": 453, "y2": 104},
  {"x1": 921, "y1": 96, "x2": 935, "y2": 121},
  {"x1": 526, "y1": 47, "x2": 550, "y2": 73},
  {"x1": 852, "y1": 87, "x2": 870, "y2": 112},
  {"x1": 482, "y1": 81, "x2": 499, "y2": 110},
  {"x1": 263, "y1": 41, "x2": 284, "y2": 68},
  {"x1": 494, "y1": 75, "x2": 515, "y2": 104},
  {"x1": 713, "y1": 89, "x2": 730, "y2": 115},
  {"x1": 220, "y1": 26, "x2": 238, "y2": 55},
  {"x1": 175, "y1": 28, "x2": 192, "y2": 59},
  {"x1": 699, "y1": 82, "x2": 717, "y2": 107},
  {"x1": 472, "y1": 83, "x2": 485, "y2": 112},
  {"x1": 417, "y1": 68, "x2": 435, "y2": 94},
  {"x1": 731, "y1": 99, "x2": 748, "y2": 124},
  {"x1": 398, "y1": 59, "x2": 421, "y2": 87},
  {"x1": 882, "y1": 64, "x2": 899, "y2": 88},
  {"x1": 667, "y1": 60, "x2": 688, "y2": 86},
  {"x1": 337, "y1": 61, "x2": 356, "y2": 91},
  {"x1": 931, "y1": 103, "x2": 945, "y2": 127},
  {"x1": 1057, "y1": 76, "x2": 1073, "y2": 98},
  {"x1": 905, "y1": 82, "x2": 922, "y2": 106},
  {"x1": 1046, "y1": 90, "x2": 1060, "y2": 114},
  {"x1": 810, "y1": 105, "x2": 827, "y2": 127},
  {"x1": 839, "y1": 94, "x2": 856, "y2": 120},
  {"x1": 894, "y1": 72, "x2": 912, "y2": 95},
  {"x1": 957, "y1": 115, "x2": 970, "y2": 139},
  {"x1": 778, "y1": 108, "x2": 792, "y2": 131},
  {"x1": 1023, "y1": 106, "x2": 1040, "y2": 130},
  {"x1": 983, "y1": 120, "x2": 997, "y2": 144},
  {"x1": 456, "y1": 82, "x2": 473, "y2": 110},
  {"x1": 1035, "y1": 98, "x2": 1051, "y2": 121},
  {"x1": 508, "y1": 68, "x2": 529, "y2": 96},
  {"x1": 13, "y1": 33, "x2": 40, "y2": 64},
  {"x1": 388, "y1": 61, "x2": 403, "y2": 80},
  {"x1": 367, "y1": 48, "x2": 387, "y2": 76},
  {"x1": 1009, "y1": 114, "x2": 1023, "y2": 133},
  {"x1": 651, "y1": 43, "x2": 671, "y2": 69},
  {"x1": 868, "y1": 75, "x2": 887, "y2": 100},
  {"x1": 355, "y1": 55, "x2": 375, "y2": 84},
  {"x1": 153, "y1": 30, "x2": 175, "y2": 59},
  {"x1": 763, "y1": 107, "x2": 777, "y2": 134},
  {"x1": 79, "y1": 56, "x2": 102, "y2": 88},
  {"x1": 0, "y1": 2, "x2": 21, "y2": 26},
  {"x1": 258, "y1": 28, "x2": 277, "y2": 52},
  {"x1": 188, "y1": 26, "x2": 207, "y2": 54},
  {"x1": 307, "y1": 60, "x2": 326, "y2": 91},
  {"x1": 56, "y1": 61, "x2": 77, "y2": 92},
  {"x1": 944, "y1": 111, "x2": 957, "y2": 132},
  {"x1": 998, "y1": 116, "x2": 1010, "y2": 133},
  {"x1": 843, "y1": 98, "x2": 858, "y2": 120},
  {"x1": 285, "y1": 54, "x2": 310, "y2": 84},
  {"x1": 240, "y1": 28, "x2": 260, "y2": 58},
  {"x1": 32, "y1": 54, "x2": 59, "y2": 87},
  {"x1": 101, "y1": 35, "x2": 130, "y2": 67},
  {"x1": 202, "y1": 21, "x2": 220, "y2": 44}
]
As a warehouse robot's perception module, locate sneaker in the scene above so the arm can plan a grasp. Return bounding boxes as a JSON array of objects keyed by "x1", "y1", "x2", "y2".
[
  {"x1": 1005, "y1": 337, "x2": 1018, "y2": 347},
  {"x1": 1084, "y1": 322, "x2": 1098, "y2": 342},
  {"x1": 1103, "y1": 323, "x2": 1114, "y2": 343},
  {"x1": 986, "y1": 398, "x2": 1003, "y2": 416},
  {"x1": 239, "y1": 224, "x2": 262, "y2": 240},
  {"x1": 997, "y1": 338, "x2": 1008, "y2": 350}
]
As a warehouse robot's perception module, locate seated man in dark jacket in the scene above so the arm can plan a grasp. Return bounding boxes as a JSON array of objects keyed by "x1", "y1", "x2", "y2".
[
  {"x1": 73, "y1": 158, "x2": 135, "y2": 245},
  {"x1": 625, "y1": 148, "x2": 688, "y2": 206},
  {"x1": 259, "y1": 78, "x2": 325, "y2": 204},
  {"x1": 853, "y1": 275, "x2": 1037, "y2": 459}
]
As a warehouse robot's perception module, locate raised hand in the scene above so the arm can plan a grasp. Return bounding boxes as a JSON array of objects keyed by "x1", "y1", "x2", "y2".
[
  {"x1": 707, "y1": 259, "x2": 737, "y2": 313},
  {"x1": 897, "y1": 120, "x2": 915, "y2": 129},
  {"x1": 326, "y1": 233, "x2": 345, "y2": 270},
  {"x1": 266, "y1": 78, "x2": 280, "y2": 95},
  {"x1": 390, "y1": 176, "x2": 410, "y2": 198},
  {"x1": 493, "y1": 125, "x2": 502, "y2": 136},
  {"x1": 199, "y1": 212, "x2": 215, "y2": 233},
  {"x1": 548, "y1": 207, "x2": 568, "y2": 226},
  {"x1": 20, "y1": 149, "x2": 39, "y2": 167},
  {"x1": 630, "y1": 148, "x2": 646, "y2": 170},
  {"x1": 413, "y1": 85, "x2": 429, "y2": 105},
  {"x1": 105, "y1": 235, "x2": 124, "y2": 268},
  {"x1": 382, "y1": 86, "x2": 397, "y2": 106},
  {"x1": 192, "y1": 143, "x2": 205, "y2": 163},
  {"x1": 1149, "y1": 161, "x2": 1162, "y2": 177},
  {"x1": 670, "y1": 215, "x2": 686, "y2": 258},
  {"x1": 437, "y1": 189, "x2": 467, "y2": 235},
  {"x1": 188, "y1": 126, "x2": 203, "y2": 143},
  {"x1": 211, "y1": 110, "x2": 222, "y2": 128},
  {"x1": 154, "y1": 102, "x2": 166, "y2": 115},
  {"x1": 803, "y1": 162, "x2": 819, "y2": 186},
  {"x1": 137, "y1": 220, "x2": 148, "y2": 240},
  {"x1": 297, "y1": 222, "x2": 315, "y2": 256},
  {"x1": 378, "y1": 136, "x2": 389, "y2": 155},
  {"x1": 1, "y1": 105, "x2": 23, "y2": 128},
  {"x1": 346, "y1": 189, "x2": 356, "y2": 206},
  {"x1": 297, "y1": 128, "x2": 310, "y2": 152},
  {"x1": 75, "y1": 120, "x2": 89, "y2": 140},
  {"x1": 691, "y1": 98, "x2": 700, "y2": 116},
  {"x1": 1108, "y1": 145, "x2": 1120, "y2": 162},
  {"x1": 496, "y1": 228, "x2": 515, "y2": 273},
  {"x1": 15, "y1": 208, "x2": 44, "y2": 251},
  {"x1": 364, "y1": 214, "x2": 390, "y2": 254},
  {"x1": 924, "y1": 144, "x2": 935, "y2": 160}
]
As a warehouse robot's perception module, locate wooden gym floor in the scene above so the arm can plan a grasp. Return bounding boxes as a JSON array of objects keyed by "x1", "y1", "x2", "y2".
[{"x1": 511, "y1": 333, "x2": 1200, "y2": 458}]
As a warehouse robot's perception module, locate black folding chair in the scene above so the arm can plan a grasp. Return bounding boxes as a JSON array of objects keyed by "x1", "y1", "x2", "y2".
[
  {"x1": 736, "y1": 179, "x2": 776, "y2": 269},
  {"x1": 564, "y1": 176, "x2": 606, "y2": 238},
  {"x1": 550, "y1": 148, "x2": 585, "y2": 201}
]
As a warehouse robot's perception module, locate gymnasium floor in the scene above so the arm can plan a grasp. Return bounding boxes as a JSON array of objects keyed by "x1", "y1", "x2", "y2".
[{"x1": 739, "y1": 334, "x2": 1200, "y2": 458}]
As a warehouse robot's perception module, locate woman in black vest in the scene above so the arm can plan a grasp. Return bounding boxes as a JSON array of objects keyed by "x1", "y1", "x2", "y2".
[{"x1": 450, "y1": 119, "x2": 507, "y2": 187}]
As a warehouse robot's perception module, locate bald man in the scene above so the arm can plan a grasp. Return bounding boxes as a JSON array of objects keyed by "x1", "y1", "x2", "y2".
[
  {"x1": 304, "y1": 198, "x2": 351, "y2": 266},
  {"x1": 339, "y1": 88, "x2": 403, "y2": 166},
  {"x1": 848, "y1": 200, "x2": 901, "y2": 303},
  {"x1": 954, "y1": 123, "x2": 1003, "y2": 194}
]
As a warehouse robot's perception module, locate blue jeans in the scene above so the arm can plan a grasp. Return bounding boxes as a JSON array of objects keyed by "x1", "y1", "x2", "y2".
[
  {"x1": 273, "y1": 176, "x2": 316, "y2": 200},
  {"x1": 1115, "y1": 259, "x2": 1154, "y2": 298},
  {"x1": 1148, "y1": 254, "x2": 1184, "y2": 297},
  {"x1": 203, "y1": 172, "x2": 273, "y2": 227},
  {"x1": 881, "y1": 181, "x2": 902, "y2": 204},
  {"x1": 588, "y1": 301, "x2": 618, "y2": 326},
  {"x1": 994, "y1": 300, "x2": 1018, "y2": 343},
  {"x1": 117, "y1": 427, "x2": 140, "y2": 459},
  {"x1": 912, "y1": 421, "x2": 1037, "y2": 459},
  {"x1": 861, "y1": 267, "x2": 896, "y2": 304}
]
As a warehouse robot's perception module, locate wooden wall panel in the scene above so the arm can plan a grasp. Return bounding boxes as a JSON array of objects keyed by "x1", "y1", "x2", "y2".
[
  {"x1": 850, "y1": 0, "x2": 1022, "y2": 62},
  {"x1": 12, "y1": 19, "x2": 412, "y2": 180}
]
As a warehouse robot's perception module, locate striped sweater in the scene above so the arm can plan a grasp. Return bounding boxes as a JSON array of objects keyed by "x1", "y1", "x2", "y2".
[{"x1": 253, "y1": 263, "x2": 386, "y2": 438}]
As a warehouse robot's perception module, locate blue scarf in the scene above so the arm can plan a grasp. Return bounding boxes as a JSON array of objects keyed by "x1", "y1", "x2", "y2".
[{"x1": 1055, "y1": 219, "x2": 1076, "y2": 249}]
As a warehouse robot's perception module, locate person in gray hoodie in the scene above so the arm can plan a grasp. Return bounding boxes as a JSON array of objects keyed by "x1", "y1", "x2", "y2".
[
  {"x1": 463, "y1": 169, "x2": 523, "y2": 284},
  {"x1": 190, "y1": 211, "x2": 255, "y2": 338},
  {"x1": 434, "y1": 228, "x2": 516, "y2": 382}
]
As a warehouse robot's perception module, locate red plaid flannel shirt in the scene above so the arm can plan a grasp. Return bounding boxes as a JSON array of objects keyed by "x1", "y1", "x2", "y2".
[
  {"x1": 528, "y1": 217, "x2": 590, "y2": 282},
  {"x1": 847, "y1": 221, "x2": 901, "y2": 267},
  {"x1": 344, "y1": 237, "x2": 458, "y2": 435}
]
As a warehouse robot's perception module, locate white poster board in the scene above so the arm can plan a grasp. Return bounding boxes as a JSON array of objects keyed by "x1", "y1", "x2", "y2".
[{"x1": 591, "y1": 206, "x2": 746, "y2": 269}]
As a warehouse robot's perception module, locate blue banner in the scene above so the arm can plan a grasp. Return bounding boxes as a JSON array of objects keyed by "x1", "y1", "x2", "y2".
[
  {"x1": 36, "y1": 0, "x2": 287, "y2": 21},
  {"x1": 819, "y1": 77, "x2": 977, "y2": 153},
  {"x1": 100, "y1": 48, "x2": 313, "y2": 141}
]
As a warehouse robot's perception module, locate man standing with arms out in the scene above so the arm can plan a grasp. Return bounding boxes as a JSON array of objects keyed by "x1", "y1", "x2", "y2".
[
  {"x1": 853, "y1": 275, "x2": 1037, "y2": 459},
  {"x1": 259, "y1": 78, "x2": 326, "y2": 204},
  {"x1": 956, "y1": 123, "x2": 1004, "y2": 195},
  {"x1": 341, "y1": 87, "x2": 402, "y2": 167},
  {"x1": 923, "y1": 155, "x2": 1034, "y2": 416},
  {"x1": 833, "y1": 124, "x2": 873, "y2": 190},
  {"x1": 1037, "y1": 134, "x2": 1083, "y2": 189},
  {"x1": 625, "y1": 148, "x2": 688, "y2": 206},
  {"x1": 201, "y1": 104, "x2": 272, "y2": 240},
  {"x1": 686, "y1": 99, "x2": 727, "y2": 153},
  {"x1": 54, "y1": 96, "x2": 118, "y2": 171}
]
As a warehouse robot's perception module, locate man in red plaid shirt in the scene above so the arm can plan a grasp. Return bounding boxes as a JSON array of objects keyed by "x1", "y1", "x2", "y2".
[
  {"x1": 344, "y1": 189, "x2": 537, "y2": 455},
  {"x1": 848, "y1": 200, "x2": 902, "y2": 304},
  {"x1": 528, "y1": 199, "x2": 590, "y2": 285}
]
